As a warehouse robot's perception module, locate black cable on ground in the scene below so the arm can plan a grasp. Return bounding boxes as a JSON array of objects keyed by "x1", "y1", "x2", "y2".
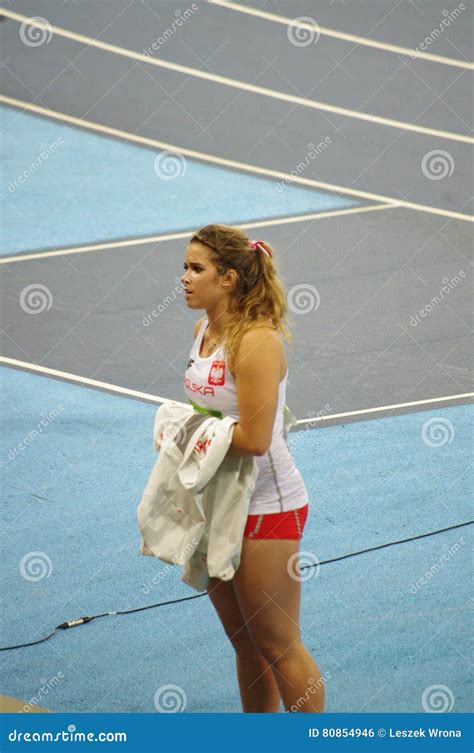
[{"x1": 1, "y1": 519, "x2": 472, "y2": 652}]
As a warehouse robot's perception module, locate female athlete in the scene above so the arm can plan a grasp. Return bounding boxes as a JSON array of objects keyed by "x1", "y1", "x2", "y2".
[{"x1": 180, "y1": 224, "x2": 324, "y2": 713}]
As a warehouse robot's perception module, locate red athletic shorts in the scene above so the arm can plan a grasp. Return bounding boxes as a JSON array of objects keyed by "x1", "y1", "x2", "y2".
[{"x1": 243, "y1": 504, "x2": 309, "y2": 540}]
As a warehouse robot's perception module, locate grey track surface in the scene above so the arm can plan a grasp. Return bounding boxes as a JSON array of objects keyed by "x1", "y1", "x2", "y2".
[
  {"x1": 1, "y1": 209, "x2": 471, "y2": 418},
  {"x1": 1, "y1": 0, "x2": 473, "y2": 419},
  {"x1": 2, "y1": 1, "x2": 473, "y2": 213}
]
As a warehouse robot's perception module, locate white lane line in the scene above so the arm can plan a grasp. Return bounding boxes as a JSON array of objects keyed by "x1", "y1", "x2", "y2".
[
  {"x1": 1, "y1": 357, "x2": 472, "y2": 422},
  {"x1": 297, "y1": 393, "x2": 474, "y2": 425},
  {"x1": 0, "y1": 204, "x2": 393, "y2": 264},
  {"x1": 208, "y1": 0, "x2": 474, "y2": 70},
  {"x1": 1, "y1": 9, "x2": 472, "y2": 144},
  {"x1": 2, "y1": 96, "x2": 472, "y2": 223},
  {"x1": 0, "y1": 357, "x2": 189, "y2": 406}
]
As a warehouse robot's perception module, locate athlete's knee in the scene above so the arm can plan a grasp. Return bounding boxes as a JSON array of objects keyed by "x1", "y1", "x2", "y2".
[
  {"x1": 250, "y1": 630, "x2": 301, "y2": 664},
  {"x1": 228, "y1": 624, "x2": 260, "y2": 655},
  {"x1": 206, "y1": 580, "x2": 257, "y2": 654}
]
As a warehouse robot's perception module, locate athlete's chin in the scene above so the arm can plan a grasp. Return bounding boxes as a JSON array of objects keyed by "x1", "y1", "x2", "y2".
[{"x1": 186, "y1": 298, "x2": 203, "y2": 309}]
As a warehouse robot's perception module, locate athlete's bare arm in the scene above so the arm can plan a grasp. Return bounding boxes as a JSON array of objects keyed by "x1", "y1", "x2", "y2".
[{"x1": 229, "y1": 327, "x2": 281, "y2": 457}]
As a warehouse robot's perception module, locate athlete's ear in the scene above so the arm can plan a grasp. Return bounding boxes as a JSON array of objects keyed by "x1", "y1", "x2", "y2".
[{"x1": 222, "y1": 268, "x2": 238, "y2": 289}]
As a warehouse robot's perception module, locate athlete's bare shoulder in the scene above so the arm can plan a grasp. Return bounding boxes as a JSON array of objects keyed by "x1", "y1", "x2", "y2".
[{"x1": 228, "y1": 318, "x2": 285, "y2": 379}]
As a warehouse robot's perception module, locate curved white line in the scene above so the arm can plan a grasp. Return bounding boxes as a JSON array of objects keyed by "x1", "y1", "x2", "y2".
[
  {"x1": 1, "y1": 9, "x2": 472, "y2": 143},
  {"x1": 1, "y1": 357, "x2": 472, "y2": 421},
  {"x1": 2, "y1": 96, "x2": 472, "y2": 223},
  {"x1": 208, "y1": 0, "x2": 474, "y2": 70},
  {"x1": 0, "y1": 205, "x2": 393, "y2": 264}
]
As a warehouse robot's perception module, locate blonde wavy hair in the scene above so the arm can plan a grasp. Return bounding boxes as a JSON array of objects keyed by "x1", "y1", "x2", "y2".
[{"x1": 189, "y1": 224, "x2": 293, "y2": 373}]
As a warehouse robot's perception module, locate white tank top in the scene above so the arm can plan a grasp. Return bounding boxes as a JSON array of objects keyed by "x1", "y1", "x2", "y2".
[{"x1": 183, "y1": 318, "x2": 309, "y2": 514}]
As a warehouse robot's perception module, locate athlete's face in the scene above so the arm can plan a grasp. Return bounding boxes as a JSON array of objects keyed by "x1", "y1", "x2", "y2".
[{"x1": 181, "y1": 242, "x2": 228, "y2": 309}]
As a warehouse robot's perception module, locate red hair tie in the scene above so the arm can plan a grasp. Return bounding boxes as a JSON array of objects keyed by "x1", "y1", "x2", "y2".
[{"x1": 249, "y1": 239, "x2": 271, "y2": 258}]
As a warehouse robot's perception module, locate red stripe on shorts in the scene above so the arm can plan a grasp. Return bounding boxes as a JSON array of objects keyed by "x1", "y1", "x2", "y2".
[{"x1": 243, "y1": 504, "x2": 309, "y2": 540}]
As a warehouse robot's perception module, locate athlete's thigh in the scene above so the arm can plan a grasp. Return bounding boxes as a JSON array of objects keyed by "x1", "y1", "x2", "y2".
[
  {"x1": 206, "y1": 576, "x2": 256, "y2": 651},
  {"x1": 232, "y1": 538, "x2": 302, "y2": 651}
]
